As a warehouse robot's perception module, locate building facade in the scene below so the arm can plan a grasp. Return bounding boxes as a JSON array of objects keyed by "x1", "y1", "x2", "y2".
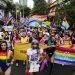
[
  {"x1": 48, "y1": 0, "x2": 64, "y2": 17},
  {"x1": 0, "y1": 0, "x2": 7, "y2": 8},
  {"x1": 19, "y1": 0, "x2": 27, "y2": 6}
]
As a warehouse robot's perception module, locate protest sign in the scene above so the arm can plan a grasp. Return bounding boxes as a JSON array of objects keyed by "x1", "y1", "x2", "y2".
[{"x1": 14, "y1": 43, "x2": 47, "y2": 60}]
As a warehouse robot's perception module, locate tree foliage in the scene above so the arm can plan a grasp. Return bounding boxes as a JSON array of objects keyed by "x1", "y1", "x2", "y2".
[
  {"x1": 4, "y1": 1, "x2": 14, "y2": 16},
  {"x1": 19, "y1": 5, "x2": 31, "y2": 17},
  {"x1": 32, "y1": 0, "x2": 49, "y2": 15},
  {"x1": 4, "y1": 2, "x2": 31, "y2": 18},
  {"x1": 56, "y1": 0, "x2": 75, "y2": 28}
]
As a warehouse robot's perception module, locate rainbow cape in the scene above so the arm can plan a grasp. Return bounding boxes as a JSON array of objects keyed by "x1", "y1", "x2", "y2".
[
  {"x1": 54, "y1": 47, "x2": 75, "y2": 66},
  {"x1": 0, "y1": 52, "x2": 7, "y2": 62}
]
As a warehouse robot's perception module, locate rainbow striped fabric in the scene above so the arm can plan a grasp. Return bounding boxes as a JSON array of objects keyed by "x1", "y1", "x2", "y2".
[
  {"x1": 0, "y1": 52, "x2": 7, "y2": 62},
  {"x1": 31, "y1": 15, "x2": 47, "y2": 21},
  {"x1": 54, "y1": 47, "x2": 75, "y2": 66}
]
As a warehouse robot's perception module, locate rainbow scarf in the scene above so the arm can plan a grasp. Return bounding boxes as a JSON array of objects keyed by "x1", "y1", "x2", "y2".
[
  {"x1": 54, "y1": 47, "x2": 75, "y2": 66},
  {"x1": 0, "y1": 51, "x2": 7, "y2": 62}
]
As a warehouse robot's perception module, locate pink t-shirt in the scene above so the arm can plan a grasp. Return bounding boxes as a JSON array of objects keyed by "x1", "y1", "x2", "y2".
[
  {"x1": 40, "y1": 38, "x2": 47, "y2": 44},
  {"x1": 13, "y1": 37, "x2": 20, "y2": 43}
]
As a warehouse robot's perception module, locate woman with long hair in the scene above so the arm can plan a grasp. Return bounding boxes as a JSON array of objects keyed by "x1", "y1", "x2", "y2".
[
  {"x1": 26, "y1": 40, "x2": 45, "y2": 75},
  {"x1": 0, "y1": 41, "x2": 13, "y2": 75}
]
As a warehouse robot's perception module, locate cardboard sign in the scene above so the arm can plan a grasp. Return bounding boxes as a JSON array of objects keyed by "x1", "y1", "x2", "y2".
[
  {"x1": 29, "y1": 63, "x2": 40, "y2": 72},
  {"x1": 14, "y1": 43, "x2": 30, "y2": 60},
  {"x1": 14, "y1": 43, "x2": 47, "y2": 60}
]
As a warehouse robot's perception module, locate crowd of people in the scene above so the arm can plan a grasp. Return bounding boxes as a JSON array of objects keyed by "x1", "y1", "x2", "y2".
[{"x1": 0, "y1": 20, "x2": 75, "y2": 75}]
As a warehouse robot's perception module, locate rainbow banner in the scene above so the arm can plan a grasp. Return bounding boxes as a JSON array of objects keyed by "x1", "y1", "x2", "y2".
[
  {"x1": 31, "y1": 15, "x2": 47, "y2": 21},
  {"x1": 54, "y1": 47, "x2": 75, "y2": 66},
  {"x1": 0, "y1": 52, "x2": 7, "y2": 60}
]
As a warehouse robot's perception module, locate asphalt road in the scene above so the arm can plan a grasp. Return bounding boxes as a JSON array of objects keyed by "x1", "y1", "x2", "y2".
[
  {"x1": 10, "y1": 61, "x2": 52, "y2": 75},
  {"x1": 1, "y1": 61, "x2": 75, "y2": 75},
  {"x1": 10, "y1": 61, "x2": 75, "y2": 75}
]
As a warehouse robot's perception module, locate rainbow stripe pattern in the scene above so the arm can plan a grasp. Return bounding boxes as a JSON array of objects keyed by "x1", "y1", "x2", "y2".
[
  {"x1": 54, "y1": 47, "x2": 75, "y2": 66},
  {"x1": 0, "y1": 52, "x2": 7, "y2": 62},
  {"x1": 31, "y1": 15, "x2": 47, "y2": 21}
]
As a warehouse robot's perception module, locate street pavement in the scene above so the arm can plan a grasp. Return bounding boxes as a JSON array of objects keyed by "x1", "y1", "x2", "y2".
[
  {"x1": 2, "y1": 61, "x2": 74, "y2": 75},
  {"x1": 10, "y1": 61, "x2": 51, "y2": 75}
]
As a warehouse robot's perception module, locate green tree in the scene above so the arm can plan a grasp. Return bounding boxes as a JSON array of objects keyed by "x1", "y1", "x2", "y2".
[
  {"x1": 56, "y1": 0, "x2": 75, "y2": 28},
  {"x1": 32, "y1": 0, "x2": 49, "y2": 15},
  {"x1": 4, "y1": 1, "x2": 14, "y2": 16},
  {"x1": 19, "y1": 5, "x2": 31, "y2": 17}
]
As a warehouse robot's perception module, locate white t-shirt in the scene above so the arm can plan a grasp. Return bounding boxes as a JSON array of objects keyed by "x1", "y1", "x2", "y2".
[{"x1": 27, "y1": 48, "x2": 43, "y2": 63}]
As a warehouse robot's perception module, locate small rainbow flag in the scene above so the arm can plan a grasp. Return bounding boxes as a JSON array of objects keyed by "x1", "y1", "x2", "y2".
[{"x1": 54, "y1": 47, "x2": 75, "y2": 66}]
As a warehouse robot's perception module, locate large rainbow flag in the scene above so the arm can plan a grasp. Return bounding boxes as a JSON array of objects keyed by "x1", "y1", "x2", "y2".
[
  {"x1": 54, "y1": 47, "x2": 75, "y2": 66},
  {"x1": 31, "y1": 15, "x2": 47, "y2": 21},
  {"x1": 0, "y1": 52, "x2": 7, "y2": 62}
]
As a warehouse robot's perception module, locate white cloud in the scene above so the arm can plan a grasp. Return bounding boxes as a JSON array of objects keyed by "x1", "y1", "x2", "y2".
[
  {"x1": 13, "y1": 0, "x2": 19, "y2": 3},
  {"x1": 27, "y1": 0, "x2": 34, "y2": 9},
  {"x1": 13, "y1": 0, "x2": 48, "y2": 9}
]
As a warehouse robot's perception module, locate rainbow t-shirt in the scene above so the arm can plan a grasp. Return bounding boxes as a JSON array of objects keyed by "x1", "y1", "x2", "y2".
[
  {"x1": 54, "y1": 47, "x2": 75, "y2": 66},
  {"x1": 0, "y1": 51, "x2": 7, "y2": 62}
]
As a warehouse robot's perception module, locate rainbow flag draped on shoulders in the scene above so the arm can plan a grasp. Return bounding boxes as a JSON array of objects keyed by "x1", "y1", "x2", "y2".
[
  {"x1": 0, "y1": 51, "x2": 7, "y2": 62},
  {"x1": 54, "y1": 47, "x2": 75, "y2": 66}
]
